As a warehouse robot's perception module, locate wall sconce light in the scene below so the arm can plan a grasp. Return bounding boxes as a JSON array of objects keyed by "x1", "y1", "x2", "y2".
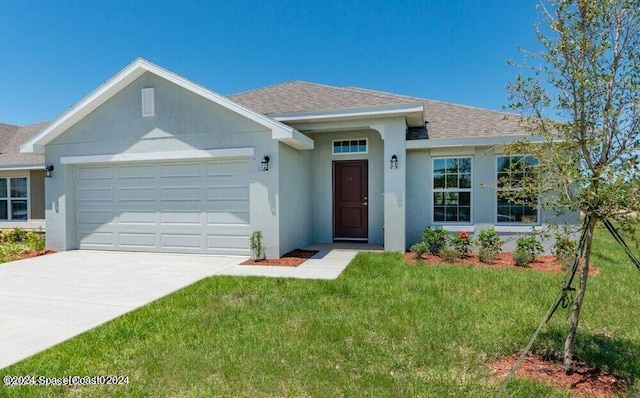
[
  {"x1": 390, "y1": 154, "x2": 398, "y2": 169},
  {"x1": 45, "y1": 164, "x2": 54, "y2": 178},
  {"x1": 261, "y1": 155, "x2": 270, "y2": 171}
]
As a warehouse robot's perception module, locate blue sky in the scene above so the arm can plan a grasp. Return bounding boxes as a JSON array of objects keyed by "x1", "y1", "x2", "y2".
[{"x1": 0, "y1": 1, "x2": 541, "y2": 126}]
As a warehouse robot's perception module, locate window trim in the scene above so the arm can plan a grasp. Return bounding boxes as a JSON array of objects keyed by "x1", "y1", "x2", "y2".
[
  {"x1": 0, "y1": 175, "x2": 30, "y2": 222},
  {"x1": 332, "y1": 138, "x2": 368, "y2": 155},
  {"x1": 431, "y1": 156, "x2": 473, "y2": 225},
  {"x1": 495, "y1": 155, "x2": 540, "y2": 226}
]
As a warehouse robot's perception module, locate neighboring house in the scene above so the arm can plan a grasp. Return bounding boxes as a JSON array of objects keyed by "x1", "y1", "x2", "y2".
[
  {"x1": 0, "y1": 122, "x2": 46, "y2": 230},
  {"x1": 20, "y1": 58, "x2": 578, "y2": 257}
]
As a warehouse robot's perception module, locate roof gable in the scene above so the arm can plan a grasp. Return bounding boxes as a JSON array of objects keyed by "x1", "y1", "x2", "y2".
[{"x1": 21, "y1": 59, "x2": 312, "y2": 154}]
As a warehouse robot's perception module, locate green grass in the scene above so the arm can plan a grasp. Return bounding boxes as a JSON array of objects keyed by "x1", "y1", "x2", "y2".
[{"x1": 2, "y1": 228, "x2": 639, "y2": 397}]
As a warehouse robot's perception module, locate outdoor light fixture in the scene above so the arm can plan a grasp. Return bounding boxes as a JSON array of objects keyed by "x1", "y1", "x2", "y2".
[
  {"x1": 261, "y1": 155, "x2": 270, "y2": 171},
  {"x1": 45, "y1": 164, "x2": 54, "y2": 178},
  {"x1": 390, "y1": 154, "x2": 398, "y2": 169}
]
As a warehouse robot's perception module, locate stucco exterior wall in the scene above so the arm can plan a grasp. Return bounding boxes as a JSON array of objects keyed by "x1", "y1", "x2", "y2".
[
  {"x1": 44, "y1": 72, "x2": 281, "y2": 256},
  {"x1": 278, "y1": 142, "x2": 312, "y2": 255},
  {"x1": 307, "y1": 129, "x2": 384, "y2": 245},
  {"x1": 406, "y1": 146, "x2": 580, "y2": 249}
]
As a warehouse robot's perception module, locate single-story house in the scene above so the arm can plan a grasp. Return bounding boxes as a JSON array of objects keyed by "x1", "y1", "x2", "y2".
[
  {"x1": 0, "y1": 122, "x2": 46, "y2": 230},
  {"x1": 20, "y1": 58, "x2": 578, "y2": 257}
]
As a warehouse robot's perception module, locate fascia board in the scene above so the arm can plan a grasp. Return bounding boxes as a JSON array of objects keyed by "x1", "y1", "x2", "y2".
[
  {"x1": 272, "y1": 103, "x2": 424, "y2": 123},
  {"x1": 406, "y1": 135, "x2": 548, "y2": 149}
]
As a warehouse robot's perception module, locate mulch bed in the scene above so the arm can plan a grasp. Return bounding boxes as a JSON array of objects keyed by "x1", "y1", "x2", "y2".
[
  {"x1": 490, "y1": 353, "x2": 628, "y2": 397},
  {"x1": 404, "y1": 251, "x2": 599, "y2": 275},
  {"x1": 16, "y1": 250, "x2": 56, "y2": 260},
  {"x1": 241, "y1": 249, "x2": 319, "y2": 267}
]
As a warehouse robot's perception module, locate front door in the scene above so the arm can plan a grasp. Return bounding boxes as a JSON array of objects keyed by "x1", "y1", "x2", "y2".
[{"x1": 333, "y1": 160, "x2": 368, "y2": 240}]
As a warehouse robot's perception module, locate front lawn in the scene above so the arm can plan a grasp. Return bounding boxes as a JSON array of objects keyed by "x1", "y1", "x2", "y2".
[{"x1": 2, "y1": 228, "x2": 639, "y2": 397}]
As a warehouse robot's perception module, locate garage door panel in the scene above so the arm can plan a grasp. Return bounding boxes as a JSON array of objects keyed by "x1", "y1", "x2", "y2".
[
  {"x1": 160, "y1": 212, "x2": 201, "y2": 225},
  {"x1": 119, "y1": 211, "x2": 156, "y2": 225},
  {"x1": 207, "y1": 211, "x2": 250, "y2": 225},
  {"x1": 160, "y1": 186, "x2": 201, "y2": 201},
  {"x1": 118, "y1": 187, "x2": 155, "y2": 201},
  {"x1": 79, "y1": 232, "x2": 114, "y2": 246},
  {"x1": 76, "y1": 161, "x2": 252, "y2": 254},
  {"x1": 78, "y1": 187, "x2": 113, "y2": 202}
]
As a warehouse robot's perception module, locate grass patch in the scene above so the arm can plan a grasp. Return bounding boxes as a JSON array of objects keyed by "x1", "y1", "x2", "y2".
[{"x1": 2, "y1": 228, "x2": 638, "y2": 397}]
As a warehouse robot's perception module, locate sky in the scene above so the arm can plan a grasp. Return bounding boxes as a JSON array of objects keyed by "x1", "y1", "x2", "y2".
[{"x1": 0, "y1": 0, "x2": 543, "y2": 126}]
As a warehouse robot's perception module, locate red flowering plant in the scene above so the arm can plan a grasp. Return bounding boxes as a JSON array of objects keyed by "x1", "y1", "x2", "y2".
[{"x1": 449, "y1": 231, "x2": 473, "y2": 258}]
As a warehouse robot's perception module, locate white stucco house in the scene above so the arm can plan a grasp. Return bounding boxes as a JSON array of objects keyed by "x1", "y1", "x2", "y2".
[{"x1": 20, "y1": 58, "x2": 578, "y2": 257}]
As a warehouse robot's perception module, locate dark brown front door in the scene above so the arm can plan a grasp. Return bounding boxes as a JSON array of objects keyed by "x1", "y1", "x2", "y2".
[{"x1": 333, "y1": 160, "x2": 368, "y2": 240}]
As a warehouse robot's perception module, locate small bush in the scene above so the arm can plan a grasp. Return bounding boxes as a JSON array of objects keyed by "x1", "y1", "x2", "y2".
[
  {"x1": 26, "y1": 231, "x2": 46, "y2": 254},
  {"x1": 478, "y1": 247, "x2": 499, "y2": 264},
  {"x1": 410, "y1": 242, "x2": 429, "y2": 259},
  {"x1": 515, "y1": 235, "x2": 543, "y2": 264},
  {"x1": 422, "y1": 227, "x2": 448, "y2": 255},
  {"x1": 477, "y1": 228, "x2": 503, "y2": 253},
  {"x1": 439, "y1": 246, "x2": 460, "y2": 263},
  {"x1": 249, "y1": 230, "x2": 265, "y2": 260},
  {"x1": 2, "y1": 228, "x2": 27, "y2": 243},
  {"x1": 513, "y1": 247, "x2": 533, "y2": 266},
  {"x1": 449, "y1": 231, "x2": 473, "y2": 257},
  {"x1": 552, "y1": 234, "x2": 576, "y2": 269},
  {"x1": 0, "y1": 242, "x2": 31, "y2": 260}
]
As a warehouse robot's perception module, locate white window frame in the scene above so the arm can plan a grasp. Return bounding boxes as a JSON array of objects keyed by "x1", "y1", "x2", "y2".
[
  {"x1": 432, "y1": 156, "x2": 473, "y2": 224},
  {"x1": 0, "y1": 176, "x2": 30, "y2": 222},
  {"x1": 495, "y1": 155, "x2": 540, "y2": 225},
  {"x1": 332, "y1": 138, "x2": 368, "y2": 155}
]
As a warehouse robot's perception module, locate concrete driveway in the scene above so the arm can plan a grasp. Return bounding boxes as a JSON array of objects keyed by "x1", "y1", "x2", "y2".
[{"x1": 0, "y1": 250, "x2": 244, "y2": 369}]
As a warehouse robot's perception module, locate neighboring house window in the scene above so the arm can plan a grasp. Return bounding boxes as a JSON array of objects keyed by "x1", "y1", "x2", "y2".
[
  {"x1": 333, "y1": 139, "x2": 367, "y2": 154},
  {"x1": 497, "y1": 156, "x2": 539, "y2": 224},
  {"x1": 433, "y1": 157, "x2": 472, "y2": 222},
  {"x1": 0, "y1": 177, "x2": 28, "y2": 221}
]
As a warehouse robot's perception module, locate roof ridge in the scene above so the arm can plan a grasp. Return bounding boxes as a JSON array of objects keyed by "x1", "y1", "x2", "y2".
[{"x1": 344, "y1": 86, "x2": 517, "y2": 115}]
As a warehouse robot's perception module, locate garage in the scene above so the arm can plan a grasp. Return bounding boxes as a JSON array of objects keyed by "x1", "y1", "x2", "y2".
[{"x1": 75, "y1": 160, "x2": 253, "y2": 255}]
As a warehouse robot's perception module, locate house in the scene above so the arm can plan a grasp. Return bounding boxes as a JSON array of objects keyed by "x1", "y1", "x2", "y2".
[
  {"x1": 20, "y1": 58, "x2": 578, "y2": 257},
  {"x1": 0, "y1": 122, "x2": 47, "y2": 230}
]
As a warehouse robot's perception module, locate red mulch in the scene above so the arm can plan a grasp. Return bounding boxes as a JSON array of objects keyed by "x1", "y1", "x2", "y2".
[
  {"x1": 490, "y1": 353, "x2": 628, "y2": 397},
  {"x1": 404, "y1": 252, "x2": 599, "y2": 275},
  {"x1": 20, "y1": 250, "x2": 56, "y2": 259},
  {"x1": 241, "y1": 249, "x2": 319, "y2": 267}
]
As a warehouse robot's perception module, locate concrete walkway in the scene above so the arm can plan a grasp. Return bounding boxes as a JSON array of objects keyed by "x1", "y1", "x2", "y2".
[{"x1": 0, "y1": 247, "x2": 364, "y2": 369}]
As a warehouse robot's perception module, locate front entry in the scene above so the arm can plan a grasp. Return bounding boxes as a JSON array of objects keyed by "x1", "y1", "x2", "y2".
[{"x1": 333, "y1": 160, "x2": 368, "y2": 241}]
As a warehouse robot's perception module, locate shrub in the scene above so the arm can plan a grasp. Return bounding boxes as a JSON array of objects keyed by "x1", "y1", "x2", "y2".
[
  {"x1": 0, "y1": 242, "x2": 31, "y2": 260},
  {"x1": 477, "y1": 228, "x2": 504, "y2": 253},
  {"x1": 478, "y1": 247, "x2": 499, "y2": 264},
  {"x1": 26, "y1": 231, "x2": 46, "y2": 254},
  {"x1": 410, "y1": 242, "x2": 429, "y2": 259},
  {"x1": 249, "y1": 231, "x2": 265, "y2": 260},
  {"x1": 513, "y1": 248, "x2": 533, "y2": 266},
  {"x1": 514, "y1": 235, "x2": 544, "y2": 264},
  {"x1": 552, "y1": 234, "x2": 576, "y2": 269},
  {"x1": 422, "y1": 227, "x2": 448, "y2": 255},
  {"x1": 449, "y1": 231, "x2": 473, "y2": 257},
  {"x1": 439, "y1": 246, "x2": 460, "y2": 263},
  {"x1": 2, "y1": 228, "x2": 27, "y2": 243}
]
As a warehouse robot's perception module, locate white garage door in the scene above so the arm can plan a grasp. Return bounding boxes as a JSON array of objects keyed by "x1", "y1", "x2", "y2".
[{"x1": 76, "y1": 160, "x2": 253, "y2": 255}]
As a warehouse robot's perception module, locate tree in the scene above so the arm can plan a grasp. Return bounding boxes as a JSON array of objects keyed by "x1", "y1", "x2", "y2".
[{"x1": 507, "y1": 0, "x2": 640, "y2": 374}]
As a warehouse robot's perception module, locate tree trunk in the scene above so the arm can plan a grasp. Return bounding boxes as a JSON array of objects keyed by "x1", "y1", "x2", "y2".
[{"x1": 563, "y1": 216, "x2": 597, "y2": 374}]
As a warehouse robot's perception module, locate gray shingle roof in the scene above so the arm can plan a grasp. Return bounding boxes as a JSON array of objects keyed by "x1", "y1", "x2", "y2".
[
  {"x1": 229, "y1": 81, "x2": 526, "y2": 140},
  {"x1": 0, "y1": 122, "x2": 46, "y2": 167}
]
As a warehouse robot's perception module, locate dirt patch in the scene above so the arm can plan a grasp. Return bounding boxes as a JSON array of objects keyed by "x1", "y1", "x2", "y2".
[
  {"x1": 490, "y1": 353, "x2": 627, "y2": 397},
  {"x1": 404, "y1": 252, "x2": 598, "y2": 275},
  {"x1": 241, "y1": 249, "x2": 319, "y2": 267}
]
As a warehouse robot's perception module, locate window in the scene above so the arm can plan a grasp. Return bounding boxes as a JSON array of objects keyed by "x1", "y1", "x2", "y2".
[
  {"x1": 497, "y1": 156, "x2": 539, "y2": 224},
  {"x1": 433, "y1": 157, "x2": 472, "y2": 222},
  {"x1": 333, "y1": 139, "x2": 367, "y2": 154},
  {"x1": 0, "y1": 177, "x2": 28, "y2": 221}
]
